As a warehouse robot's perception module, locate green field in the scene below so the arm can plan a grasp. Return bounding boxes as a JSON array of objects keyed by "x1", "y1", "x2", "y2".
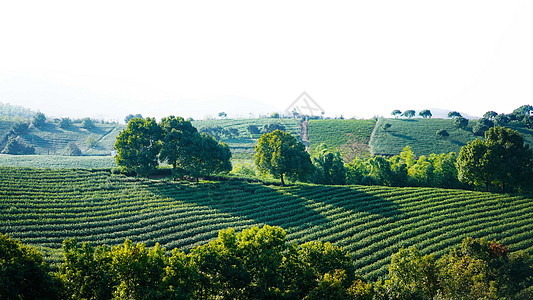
[
  {"x1": 2, "y1": 167, "x2": 532, "y2": 280},
  {"x1": 369, "y1": 118, "x2": 483, "y2": 156},
  {"x1": 192, "y1": 118, "x2": 301, "y2": 159},
  {"x1": 308, "y1": 119, "x2": 376, "y2": 154},
  {"x1": 0, "y1": 154, "x2": 117, "y2": 169}
]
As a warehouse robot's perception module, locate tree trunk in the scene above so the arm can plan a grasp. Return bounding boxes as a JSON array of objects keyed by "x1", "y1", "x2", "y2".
[
  {"x1": 280, "y1": 174, "x2": 285, "y2": 187},
  {"x1": 485, "y1": 181, "x2": 489, "y2": 192},
  {"x1": 196, "y1": 177, "x2": 199, "y2": 183},
  {"x1": 502, "y1": 182, "x2": 506, "y2": 193}
]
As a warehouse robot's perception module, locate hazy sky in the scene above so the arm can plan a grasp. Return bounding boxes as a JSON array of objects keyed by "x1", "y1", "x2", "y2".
[{"x1": 0, "y1": 1, "x2": 532, "y2": 121}]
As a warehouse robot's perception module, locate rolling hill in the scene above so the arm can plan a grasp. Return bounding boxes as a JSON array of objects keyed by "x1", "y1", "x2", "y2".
[
  {"x1": 307, "y1": 119, "x2": 376, "y2": 155},
  {"x1": 1, "y1": 167, "x2": 532, "y2": 280}
]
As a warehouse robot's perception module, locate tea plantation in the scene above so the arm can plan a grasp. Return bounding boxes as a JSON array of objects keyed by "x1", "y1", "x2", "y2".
[{"x1": 1, "y1": 167, "x2": 532, "y2": 280}]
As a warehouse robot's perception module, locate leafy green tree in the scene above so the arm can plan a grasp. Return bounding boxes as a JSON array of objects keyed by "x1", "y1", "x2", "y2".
[
  {"x1": 159, "y1": 116, "x2": 199, "y2": 175},
  {"x1": 457, "y1": 139, "x2": 495, "y2": 191},
  {"x1": 124, "y1": 114, "x2": 143, "y2": 124},
  {"x1": 32, "y1": 112, "x2": 46, "y2": 127},
  {"x1": 312, "y1": 148, "x2": 346, "y2": 185},
  {"x1": 408, "y1": 155, "x2": 435, "y2": 187},
  {"x1": 513, "y1": 104, "x2": 533, "y2": 116},
  {"x1": 447, "y1": 111, "x2": 462, "y2": 118},
  {"x1": 115, "y1": 117, "x2": 162, "y2": 177},
  {"x1": 10, "y1": 121, "x2": 29, "y2": 136},
  {"x1": 473, "y1": 118, "x2": 493, "y2": 136},
  {"x1": 402, "y1": 110, "x2": 415, "y2": 118},
  {"x1": 345, "y1": 157, "x2": 370, "y2": 185},
  {"x1": 59, "y1": 239, "x2": 116, "y2": 300},
  {"x1": 483, "y1": 110, "x2": 498, "y2": 120},
  {"x1": 391, "y1": 110, "x2": 402, "y2": 118},
  {"x1": 63, "y1": 142, "x2": 82, "y2": 156},
  {"x1": 262, "y1": 122, "x2": 286, "y2": 134},
  {"x1": 419, "y1": 109, "x2": 432, "y2": 119},
  {"x1": 388, "y1": 247, "x2": 438, "y2": 298},
  {"x1": 186, "y1": 134, "x2": 232, "y2": 182},
  {"x1": 0, "y1": 234, "x2": 59, "y2": 299},
  {"x1": 218, "y1": 112, "x2": 227, "y2": 119},
  {"x1": 436, "y1": 129, "x2": 449, "y2": 137},
  {"x1": 270, "y1": 112, "x2": 280, "y2": 118},
  {"x1": 255, "y1": 130, "x2": 313, "y2": 186},
  {"x1": 86, "y1": 135, "x2": 98, "y2": 148},
  {"x1": 81, "y1": 117, "x2": 95, "y2": 129},
  {"x1": 429, "y1": 152, "x2": 460, "y2": 188},
  {"x1": 484, "y1": 126, "x2": 533, "y2": 192},
  {"x1": 247, "y1": 124, "x2": 260, "y2": 134},
  {"x1": 1, "y1": 137, "x2": 35, "y2": 155},
  {"x1": 494, "y1": 113, "x2": 510, "y2": 126},
  {"x1": 59, "y1": 117, "x2": 73, "y2": 129},
  {"x1": 382, "y1": 123, "x2": 391, "y2": 131},
  {"x1": 454, "y1": 116, "x2": 469, "y2": 129}
]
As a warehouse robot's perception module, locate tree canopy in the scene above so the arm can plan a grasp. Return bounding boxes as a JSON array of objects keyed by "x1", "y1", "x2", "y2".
[
  {"x1": 402, "y1": 110, "x2": 415, "y2": 118},
  {"x1": 457, "y1": 126, "x2": 533, "y2": 192},
  {"x1": 115, "y1": 117, "x2": 162, "y2": 177},
  {"x1": 255, "y1": 130, "x2": 312, "y2": 186},
  {"x1": 419, "y1": 109, "x2": 432, "y2": 119}
]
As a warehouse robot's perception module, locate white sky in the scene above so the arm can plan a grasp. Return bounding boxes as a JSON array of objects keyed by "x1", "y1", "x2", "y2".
[{"x1": 0, "y1": 1, "x2": 532, "y2": 121}]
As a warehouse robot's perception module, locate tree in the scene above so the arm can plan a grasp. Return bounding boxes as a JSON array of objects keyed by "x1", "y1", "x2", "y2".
[
  {"x1": 472, "y1": 118, "x2": 493, "y2": 136},
  {"x1": 124, "y1": 114, "x2": 143, "y2": 124},
  {"x1": 382, "y1": 123, "x2": 391, "y2": 131},
  {"x1": 0, "y1": 234, "x2": 59, "y2": 299},
  {"x1": 86, "y1": 136, "x2": 98, "y2": 148},
  {"x1": 159, "y1": 116, "x2": 200, "y2": 175},
  {"x1": 457, "y1": 139, "x2": 495, "y2": 191},
  {"x1": 64, "y1": 142, "x2": 82, "y2": 156},
  {"x1": 32, "y1": 112, "x2": 46, "y2": 127},
  {"x1": 81, "y1": 117, "x2": 95, "y2": 129},
  {"x1": 270, "y1": 112, "x2": 280, "y2": 118},
  {"x1": 186, "y1": 134, "x2": 232, "y2": 182},
  {"x1": 1, "y1": 137, "x2": 35, "y2": 155},
  {"x1": 483, "y1": 111, "x2": 498, "y2": 120},
  {"x1": 419, "y1": 109, "x2": 432, "y2": 119},
  {"x1": 436, "y1": 129, "x2": 449, "y2": 137},
  {"x1": 454, "y1": 116, "x2": 469, "y2": 129},
  {"x1": 513, "y1": 104, "x2": 533, "y2": 116},
  {"x1": 59, "y1": 117, "x2": 73, "y2": 129},
  {"x1": 10, "y1": 121, "x2": 29, "y2": 136},
  {"x1": 312, "y1": 148, "x2": 346, "y2": 185},
  {"x1": 262, "y1": 123, "x2": 286, "y2": 134},
  {"x1": 115, "y1": 117, "x2": 162, "y2": 177},
  {"x1": 494, "y1": 113, "x2": 510, "y2": 126},
  {"x1": 255, "y1": 130, "x2": 313, "y2": 186},
  {"x1": 218, "y1": 112, "x2": 227, "y2": 119},
  {"x1": 447, "y1": 111, "x2": 462, "y2": 119},
  {"x1": 247, "y1": 125, "x2": 260, "y2": 135},
  {"x1": 484, "y1": 126, "x2": 533, "y2": 192},
  {"x1": 402, "y1": 110, "x2": 415, "y2": 118},
  {"x1": 391, "y1": 110, "x2": 402, "y2": 118}
]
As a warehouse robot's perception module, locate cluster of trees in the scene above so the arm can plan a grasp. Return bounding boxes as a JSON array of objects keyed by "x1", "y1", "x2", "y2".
[
  {"x1": 472, "y1": 105, "x2": 533, "y2": 137},
  {"x1": 391, "y1": 109, "x2": 432, "y2": 119},
  {"x1": 199, "y1": 126, "x2": 239, "y2": 140},
  {"x1": 115, "y1": 116, "x2": 232, "y2": 180},
  {"x1": 254, "y1": 126, "x2": 533, "y2": 193},
  {"x1": 3, "y1": 228, "x2": 532, "y2": 299},
  {"x1": 246, "y1": 123, "x2": 287, "y2": 135}
]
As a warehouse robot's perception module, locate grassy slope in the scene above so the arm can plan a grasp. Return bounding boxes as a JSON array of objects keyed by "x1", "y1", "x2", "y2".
[
  {"x1": 192, "y1": 118, "x2": 301, "y2": 159},
  {"x1": 2, "y1": 167, "x2": 533, "y2": 280},
  {"x1": 370, "y1": 118, "x2": 481, "y2": 156},
  {"x1": 308, "y1": 119, "x2": 376, "y2": 154}
]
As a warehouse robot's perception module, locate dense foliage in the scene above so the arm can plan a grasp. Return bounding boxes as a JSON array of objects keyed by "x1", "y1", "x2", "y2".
[
  {"x1": 2, "y1": 229, "x2": 532, "y2": 299},
  {"x1": 255, "y1": 129, "x2": 313, "y2": 186},
  {"x1": 116, "y1": 116, "x2": 232, "y2": 180}
]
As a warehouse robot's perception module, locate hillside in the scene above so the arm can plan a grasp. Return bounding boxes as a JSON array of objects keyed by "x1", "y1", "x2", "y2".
[
  {"x1": 0, "y1": 121, "x2": 125, "y2": 156},
  {"x1": 370, "y1": 118, "x2": 479, "y2": 156},
  {"x1": 1, "y1": 167, "x2": 532, "y2": 280},
  {"x1": 192, "y1": 118, "x2": 301, "y2": 159},
  {"x1": 307, "y1": 119, "x2": 376, "y2": 155}
]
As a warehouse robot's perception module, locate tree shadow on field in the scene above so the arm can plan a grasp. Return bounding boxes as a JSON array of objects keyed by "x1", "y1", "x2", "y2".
[
  {"x1": 146, "y1": 181, "x2": 403, "y2": 234},
  {"x1": 390, "y1": 132, "x2": 416, "y2": 141}
]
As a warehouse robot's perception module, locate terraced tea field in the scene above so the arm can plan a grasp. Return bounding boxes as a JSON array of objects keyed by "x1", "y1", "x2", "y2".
[
  {"x1": 1, "y1": 167, "x2": 532, "y2": 279},
  {"x1": 0, "y1": 154, "x2": 117, "y2": 169},
  {"x1": 307, "y1": 119, "x2": 376, "y2": 154}
]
